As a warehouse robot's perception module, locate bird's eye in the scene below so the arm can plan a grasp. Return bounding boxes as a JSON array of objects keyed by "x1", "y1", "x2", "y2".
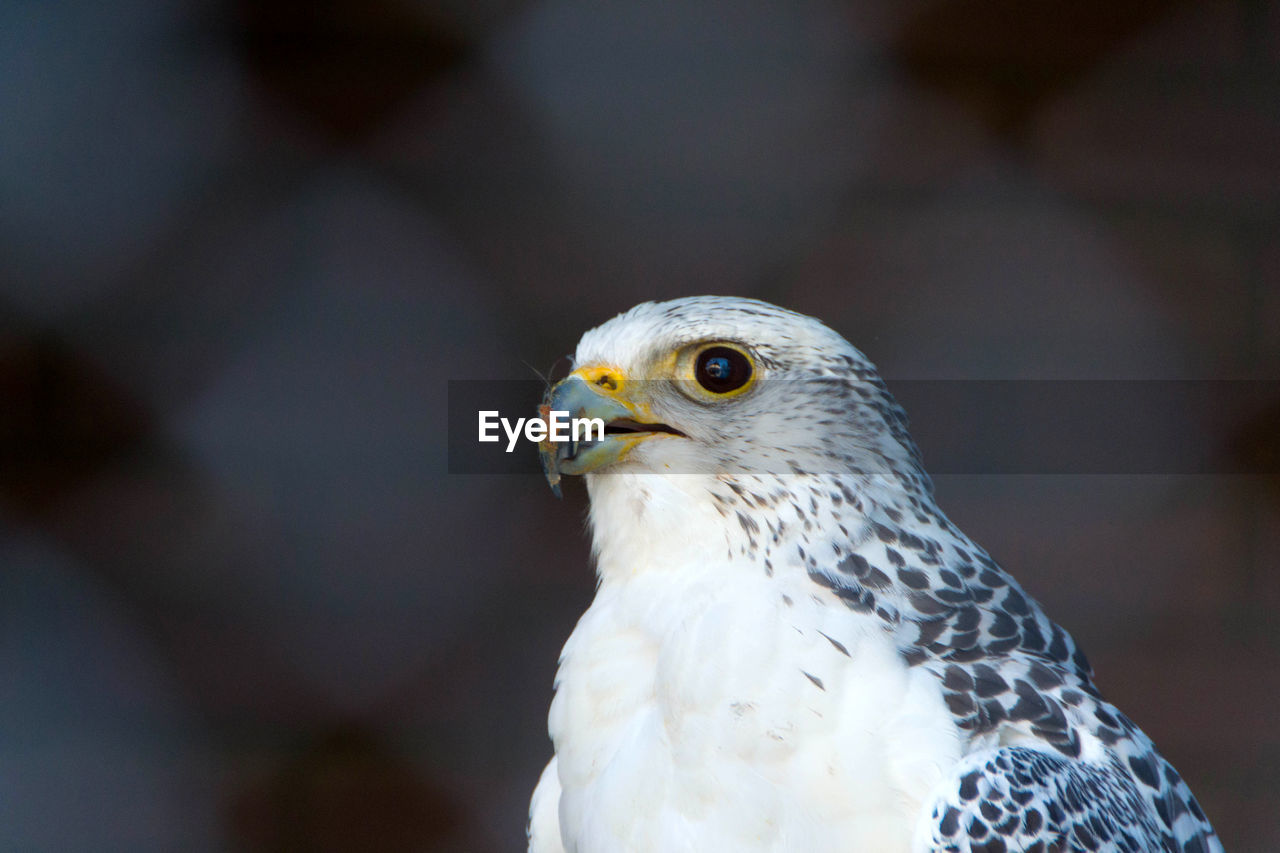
[{"x1": 694, "y1": 345, "x2": 753, "y2": 395}]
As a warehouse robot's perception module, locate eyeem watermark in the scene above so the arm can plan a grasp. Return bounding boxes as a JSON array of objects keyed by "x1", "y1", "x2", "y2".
[
  {"x1": 478, "y1": 410, "x2": 604, "y2": 452},
  {"x1": 450, "y1": 379, "x2": 1280, "y2": 475}
]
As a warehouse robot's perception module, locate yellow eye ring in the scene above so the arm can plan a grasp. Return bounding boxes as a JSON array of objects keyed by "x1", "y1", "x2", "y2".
[{"x1": 677, "y1": 342, "x2": 757, "y2": 399}]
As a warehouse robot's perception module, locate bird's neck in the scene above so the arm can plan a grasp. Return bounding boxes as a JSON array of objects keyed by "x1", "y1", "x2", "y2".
[
  {"x1": 585, "y1": 470, "x2": 752, "y2": 587},
  {"x1": 583, "y1": 469, "x2": 916, "y2": 587},
  {"x1": 584, "y1": 468, "x2": 1009, "y2": 628}
]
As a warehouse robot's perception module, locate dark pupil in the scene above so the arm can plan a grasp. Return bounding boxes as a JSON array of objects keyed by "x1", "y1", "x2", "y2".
[{"x1": 695, "y1": 346, "x2": 751, "y2": 393}]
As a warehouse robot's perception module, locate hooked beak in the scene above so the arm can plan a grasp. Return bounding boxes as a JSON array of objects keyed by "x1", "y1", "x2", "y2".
[{"x1": 538, "y1": 367, "x2": 685, "y2": 496}]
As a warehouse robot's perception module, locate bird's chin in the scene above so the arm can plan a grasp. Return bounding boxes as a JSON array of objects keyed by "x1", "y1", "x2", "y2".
[{"x1": 543, "y1": 432, "x2": 691, "y2": 494}]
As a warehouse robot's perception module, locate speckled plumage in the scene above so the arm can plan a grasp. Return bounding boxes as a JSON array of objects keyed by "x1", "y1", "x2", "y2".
[{"x1": 529, "y1": 296, "x2": 1221, "y2": 853}]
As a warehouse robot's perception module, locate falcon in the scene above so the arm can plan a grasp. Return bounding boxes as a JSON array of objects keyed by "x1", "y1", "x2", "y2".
[{"x1": 527, "y1": 296, "x2": 1221, "y2": 852}]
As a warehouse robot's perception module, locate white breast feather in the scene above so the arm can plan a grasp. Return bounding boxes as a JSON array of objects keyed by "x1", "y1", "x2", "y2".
[{"x1": 543, "y1": 472, "x2": 960, "y2": 852}]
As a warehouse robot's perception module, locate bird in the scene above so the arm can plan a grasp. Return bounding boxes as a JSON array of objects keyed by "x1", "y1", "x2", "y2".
[{"x1": 527, "y1": 296, "x2": 1222, "y2": 853}]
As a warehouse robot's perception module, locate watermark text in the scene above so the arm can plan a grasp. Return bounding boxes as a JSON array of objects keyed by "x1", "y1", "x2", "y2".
[{"x1": 478, "y1": 410, "x2": 605, "y2": 452}]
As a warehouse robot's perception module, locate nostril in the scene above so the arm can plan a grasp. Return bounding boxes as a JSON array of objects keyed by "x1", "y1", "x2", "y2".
[{"x1": 596, "y1": 374, "x2": 617, "y2": 391}]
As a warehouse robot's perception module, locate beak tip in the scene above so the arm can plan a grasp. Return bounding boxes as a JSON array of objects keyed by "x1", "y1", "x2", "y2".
[{"x1": 538, "y1": 439, "x2": 562, "y2": 498}]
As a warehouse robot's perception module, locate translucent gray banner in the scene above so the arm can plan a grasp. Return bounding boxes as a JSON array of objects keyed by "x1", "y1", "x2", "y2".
[{"x1": 448, "y1": 380, "x2": 1280, "y2": 476}]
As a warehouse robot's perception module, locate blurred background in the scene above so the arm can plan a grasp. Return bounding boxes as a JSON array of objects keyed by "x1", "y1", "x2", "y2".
[{"x1": 1, "y1": 0, "x2": 1278, "y2": 849}]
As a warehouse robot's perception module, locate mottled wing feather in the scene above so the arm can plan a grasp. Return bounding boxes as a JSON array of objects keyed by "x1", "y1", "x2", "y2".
[
  {"x1": 806, "y1": 494, "x2": 1221, "y2": 853},
  {"x1": 921, "y1": 746, "x2": 1220, "y2": 853}
]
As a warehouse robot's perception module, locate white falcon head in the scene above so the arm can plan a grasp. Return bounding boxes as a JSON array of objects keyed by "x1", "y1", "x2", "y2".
[{"x1": 539, "y1": 296, "x2": 929, "y2": 495}]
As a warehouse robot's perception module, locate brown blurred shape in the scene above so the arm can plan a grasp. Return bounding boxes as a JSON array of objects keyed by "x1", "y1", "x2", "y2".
[
  {"x1": 229, "y1": 725, "x2": 489, "y2": 853},
  {"x1": 0, "y1": 332, "x2": 152, "y2": 514},
  {"x1": 895, "y1": 0, "x2": 1190, "y2": 137},
  {"x1": 235, "y1": 0, "x2": 474, "y2": 141}
]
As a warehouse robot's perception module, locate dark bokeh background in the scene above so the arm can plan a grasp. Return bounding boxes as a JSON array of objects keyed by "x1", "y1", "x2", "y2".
[{"x1": 2, "y1": 0, "x2": 1278, "y2": 849}]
